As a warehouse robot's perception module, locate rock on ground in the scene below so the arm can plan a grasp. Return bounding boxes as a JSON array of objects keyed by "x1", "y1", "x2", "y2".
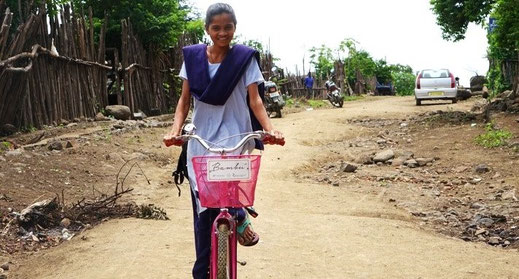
[
  {"x1": 475, "y1": 164, "x2": 490, "y2": 173},
  {"x1": 340, "y1": 162, "x2": 358, "y2": 173},
  {"x1": 355, "y1": 154, "x2": 373, "y2": 165},
  {"x1": 415, "y1": 158, "x2": 434, "y2": 167},
  {"x1": 48, "y1": 141, "x2": 64, "y2": 151},
  {"x1": 105, "y1": 105, "x2": 131, "y2": 120},
  {"x1": 95, "y1": 112, "x2": 109, "y2": 121},
  {"x1": 373, "y1": 149, "x2": 394, "y2": 163},
  {"x1": 404, "y1": 159, "x2": 418, "y2": 168}
]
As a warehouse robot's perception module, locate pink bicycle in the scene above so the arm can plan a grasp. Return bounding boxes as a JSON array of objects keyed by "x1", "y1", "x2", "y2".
[{"x1": 167, "y1": 129, "x2": 284, "y2": 279}]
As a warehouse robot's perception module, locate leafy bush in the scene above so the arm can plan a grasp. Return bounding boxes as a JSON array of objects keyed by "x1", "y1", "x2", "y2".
[
  {"x1": 475, "y1": 122, "x2": 513, "y2": 148},
  {"x1": 284, "y1": 96, "x2": 294, "y2": 107},
  {"x1": 392, "y1": 71, "x2": 416, "y2": 96}
]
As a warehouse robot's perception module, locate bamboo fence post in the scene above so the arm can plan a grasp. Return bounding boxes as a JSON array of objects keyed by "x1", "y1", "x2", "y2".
[{"x1": 0, "y1": 8, "x2": 12, "y2": 59}]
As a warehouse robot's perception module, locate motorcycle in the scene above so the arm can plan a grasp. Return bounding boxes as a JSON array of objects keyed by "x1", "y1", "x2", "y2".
[
  {"x1": 325, "y1": 80, "x2": 344, "y2": 108},
  {"x1": 264, "y1": 81, "x2": 285, "y2": 118}
]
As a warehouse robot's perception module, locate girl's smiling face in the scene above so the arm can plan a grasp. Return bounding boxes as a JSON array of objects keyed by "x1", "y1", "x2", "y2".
[{"x1": 206, "y1": 13, "x2": 235, "y2": 48}]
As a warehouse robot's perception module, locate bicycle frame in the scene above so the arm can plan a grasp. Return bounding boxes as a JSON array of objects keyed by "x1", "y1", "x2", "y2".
[
  {"x1": 165, "y1": 128, "x2": 284, "y2": 279},
  {"x1": 188, "y1": 132, "x2": 264, "y2": 279}
]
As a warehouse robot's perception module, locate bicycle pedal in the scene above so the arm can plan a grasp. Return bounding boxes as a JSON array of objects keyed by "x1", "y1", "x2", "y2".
[{"x1": 245, "y1": 207, "x2": 258, "y2": 218}]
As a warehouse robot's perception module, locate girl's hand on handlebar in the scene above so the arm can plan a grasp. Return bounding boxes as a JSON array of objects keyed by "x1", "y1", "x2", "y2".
[
  {"x1": 263, "y1": 130, "x2": 285, "y2": 146},
  {"x1": 163, "y1": 133, "x2": 184, "y2": 147}
]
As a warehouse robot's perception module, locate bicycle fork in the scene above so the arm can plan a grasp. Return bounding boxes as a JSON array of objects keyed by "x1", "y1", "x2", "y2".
[{"x1": 210, "y1": 209, "x2": 237, "y2": 279}]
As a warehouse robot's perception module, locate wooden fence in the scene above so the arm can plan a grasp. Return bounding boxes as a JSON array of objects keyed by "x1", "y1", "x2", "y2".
[
  {"x1": 0, "y1": 4, "x2": 111, "y2": 129},
  {"x1": 502, "y1": 59, "x2": 518, "y2": 90},
  {"x1": 0, "y1": 2, "x2": 182, "y2": 131}
]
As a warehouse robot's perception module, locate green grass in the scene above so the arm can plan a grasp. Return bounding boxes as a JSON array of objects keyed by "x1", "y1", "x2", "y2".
[
  {"x1": 307, "y1": 99, "x2": 327, "y2": 108},
  {"x1": 21, "y1": 125, "x2": 37, "y2": 133},
  {"x1": 285, "y1": 97, "x2": 295, "y2": 107},
  {"x1": 344, "y1": 95, "x2": 364, "y2": 102},
  {"x1": 475, "y1": 122, "x2": 513, "y2": 148},
  {"x1": 1, "y1": 141, "x2": 12, "y2": 151}
]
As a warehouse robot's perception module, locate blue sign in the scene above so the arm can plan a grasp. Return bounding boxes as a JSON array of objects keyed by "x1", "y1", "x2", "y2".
[{"x1": 489, "y1": 17, "x2": 497, "y2": 33}]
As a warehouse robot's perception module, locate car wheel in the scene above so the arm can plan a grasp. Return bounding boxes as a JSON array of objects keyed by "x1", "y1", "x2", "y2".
[
  {"x1": 452, "y1": 98, "x2": 457, "y2": 104},
  {"x1": 415, "y1": 99, "x2": 421, "y2": 106}
]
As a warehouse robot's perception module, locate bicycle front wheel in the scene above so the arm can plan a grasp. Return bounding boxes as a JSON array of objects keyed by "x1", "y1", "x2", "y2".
[{"x1": 217, "y1": 223, "x2": 230, "y2": 279}]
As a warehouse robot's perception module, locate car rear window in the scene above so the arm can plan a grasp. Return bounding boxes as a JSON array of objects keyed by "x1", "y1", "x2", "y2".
[{"x1": 421, "y1": 69, "x2": 450, "y2": 79}]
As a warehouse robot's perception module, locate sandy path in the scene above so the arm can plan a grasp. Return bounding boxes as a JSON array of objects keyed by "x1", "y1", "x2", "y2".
[{"x1": 13, "y1": 97, "x2": 519, "y2": 278}]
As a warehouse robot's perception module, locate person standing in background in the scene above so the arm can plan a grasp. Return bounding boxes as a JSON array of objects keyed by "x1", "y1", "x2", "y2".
[{"x1": 304, "y1": 72, "x2": 314, "y2": 98}]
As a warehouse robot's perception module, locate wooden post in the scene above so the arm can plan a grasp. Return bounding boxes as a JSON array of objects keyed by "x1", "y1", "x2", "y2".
[{"x1": 0, "y1": 8, "x2": 12, "y2": 59}]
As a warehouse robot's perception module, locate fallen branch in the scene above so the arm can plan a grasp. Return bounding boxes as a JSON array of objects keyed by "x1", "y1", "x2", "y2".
[
  {"x1": 0, "y1": 44, "x2": 112, "y2": 71},
  {"x1": 0, "y1": 44, "x2": 156, "y2": 73}
]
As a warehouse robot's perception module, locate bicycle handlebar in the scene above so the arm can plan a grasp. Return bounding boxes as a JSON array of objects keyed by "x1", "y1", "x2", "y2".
[{"x1": 164, "y1": 131, "x2": 285, "y2": 152}]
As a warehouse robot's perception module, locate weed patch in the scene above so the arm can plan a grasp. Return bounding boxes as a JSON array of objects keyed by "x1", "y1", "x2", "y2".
[{"x1": 475, "y1": 122, "x2": 513, "y2": 148}]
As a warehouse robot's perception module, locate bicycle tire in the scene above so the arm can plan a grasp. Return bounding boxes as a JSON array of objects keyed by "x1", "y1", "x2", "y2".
[{"x1": 217, "y1": 224, "x2": 230, "y2": 279}]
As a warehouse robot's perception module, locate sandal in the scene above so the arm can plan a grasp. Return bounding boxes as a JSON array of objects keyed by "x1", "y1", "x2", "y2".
[{"x1": 236, "y1": 215, "x2": 259, "y2": 247}]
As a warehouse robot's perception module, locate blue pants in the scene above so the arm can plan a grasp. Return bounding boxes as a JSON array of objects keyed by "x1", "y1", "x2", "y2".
[{"x1": 190, "y1": 190, "x2": 245, "y2": 279}]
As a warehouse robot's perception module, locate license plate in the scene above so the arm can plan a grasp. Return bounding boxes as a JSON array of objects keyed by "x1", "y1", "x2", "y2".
[
  {"x1": 428, "y1": 91, "x2": 444, "y2": 96},
  {"x1": 269, "y1": 92, "x2": 280, "y2": 98},
  {"x1": 207, "y1": 158, "x2": 251, "y2": 181}
]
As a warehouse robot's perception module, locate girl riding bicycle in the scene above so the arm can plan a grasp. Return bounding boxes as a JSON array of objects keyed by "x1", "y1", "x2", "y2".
[{"x1": 163, "y1": 3, "x2": 283, "y2": 278}]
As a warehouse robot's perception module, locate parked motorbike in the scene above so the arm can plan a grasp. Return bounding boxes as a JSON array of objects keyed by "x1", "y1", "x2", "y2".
[
  {"x1": 325, "y1": 80, "x2": 344, "y2": 108},
  {"x1": 264, "y1": 81, "x2": 285, "y2": 118}
]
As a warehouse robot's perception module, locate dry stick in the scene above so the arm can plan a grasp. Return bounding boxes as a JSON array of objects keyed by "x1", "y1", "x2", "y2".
[
  {"x1": 33, "y1": 57, "x2": 46, "y2": 126},
  {"x1": 1, "y1": 218, "x2": 15, "y2": 235},
  {"x1": 120, "y1": 162, "x2": 138, "y2": 192},
  {"x1": 62, "y1": 189, "x2": 65, "y2": 208},
  {"x1": 88, "y1": 7, "x2": 94, "y2": 60},
  {"x1": 0, "y1": 8, "x2": 12, "y2": 59},
  {"x1": 97, "y1": 13, "x2": 108, "y2": 108},
  {"x1": 115, "y1": 159, "x2": 131, "y2": 195},
  {"x1": 116, "y1": 160, "x2": 151, "y2": 194},
  {"x1": 0, "y1": 44, "x2": 112, "y2": 70},
  {"x1": 16, "y1": 0, "x2": 22, "y2": 23}
]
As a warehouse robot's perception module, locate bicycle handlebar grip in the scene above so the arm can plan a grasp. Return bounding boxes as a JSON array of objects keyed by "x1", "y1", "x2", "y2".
[
  {"x1": 163, "y1": 136, "x2": 185, "y2": 147},
  {"x1": 262, "y1": 135, "x2": 285, "y2": 146}
]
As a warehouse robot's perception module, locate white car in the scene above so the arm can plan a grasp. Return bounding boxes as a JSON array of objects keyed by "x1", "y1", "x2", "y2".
[{"x1": 414, "y1": 69, "x2": 458, "y2": 106}]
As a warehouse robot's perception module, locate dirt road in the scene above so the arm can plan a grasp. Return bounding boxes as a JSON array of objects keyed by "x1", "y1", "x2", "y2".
[{"x1": 12, "y1": 97, "x2": 519, "y2": 278}]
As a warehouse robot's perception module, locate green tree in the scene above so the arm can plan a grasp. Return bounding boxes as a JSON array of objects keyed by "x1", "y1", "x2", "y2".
[
  {"x1": 339, "y1": 39, "x2": 376, "y2": 88},
  {"x1": 375, "y1": 59, "x2": 392, "y2": 83},
  {"x1": 374, "y1": 61, "x2": 415, "y2": 95},
  {"x1": 490, "y1": 0, "x2": 519, "y2": 56},
  {"x1": 431, "y1": 0, "x2": 519, "y2": 93},
  {"x1": 430, "y1": 0, "x2": 496, "y2": 41},
  {"x1": 390, "y1": 64, "x2": 416, "y2": 96},
  {"x1": 185, "y1": 19, "x2": 205, "y2": 44},
  {"x1": 4, "y1": 0, "x2": 68, "y2": 33},
  {"x1": 241, "y1": 39, "x2": 264, "y2": 53},
  {"x1": 309, "y1": 44, "x2": 334, "y2": 80},
  {"x1": 71, "y1": 0, "x2": 196, "y2": 49},
  {"x1": 487, "y1": 0, "x2": 519, "y2": 93}
]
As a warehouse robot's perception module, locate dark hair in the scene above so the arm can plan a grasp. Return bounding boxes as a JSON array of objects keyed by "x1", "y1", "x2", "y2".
[{"x1": 205, "y1": 3, "x2": 237, "y2": 29}]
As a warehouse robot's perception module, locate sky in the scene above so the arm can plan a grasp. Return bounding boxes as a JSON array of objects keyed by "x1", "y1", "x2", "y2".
[{"x1": 189, "y1": 0, "x2": 489, "y2": 87}]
